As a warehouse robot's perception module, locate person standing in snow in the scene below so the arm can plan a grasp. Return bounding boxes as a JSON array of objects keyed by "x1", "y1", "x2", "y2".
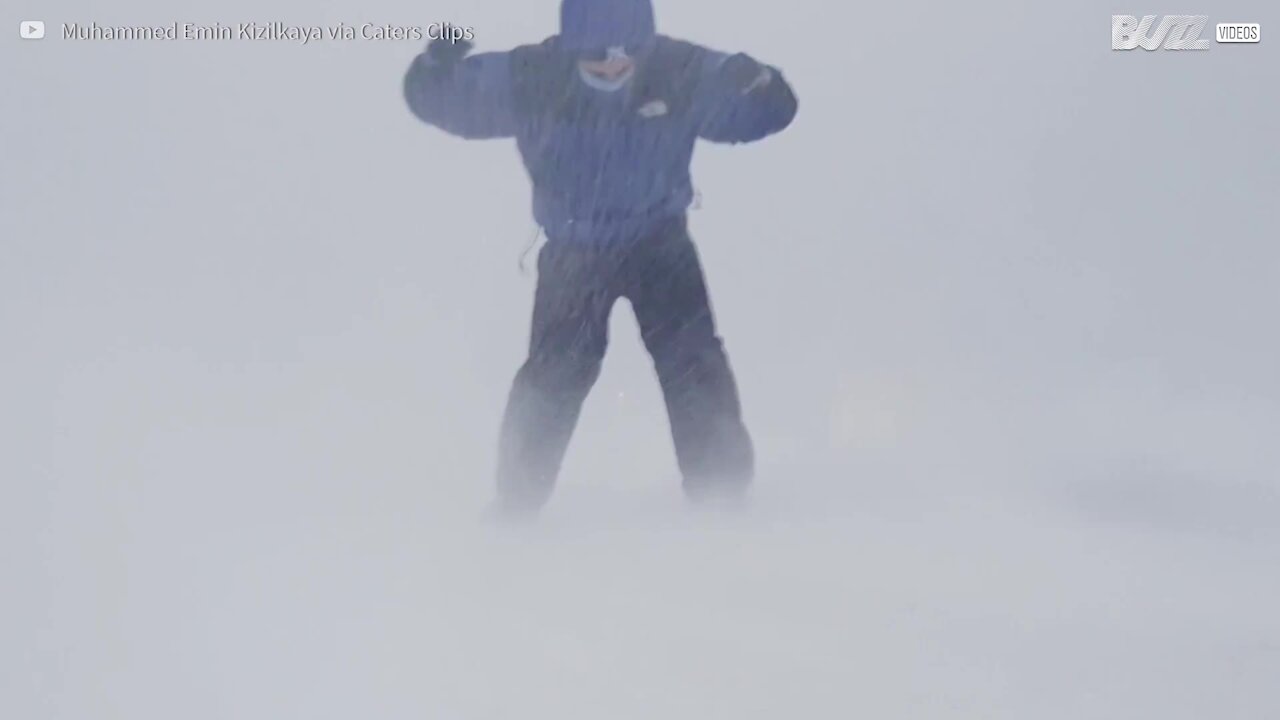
[{"x1": 404, "y1": 0, "x2": 797, "y2": 514}]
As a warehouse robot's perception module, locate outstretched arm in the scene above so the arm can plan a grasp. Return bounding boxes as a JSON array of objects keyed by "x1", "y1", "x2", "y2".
[
  {"x1": 695, "y1": 49, "x2": 798, "y2": 144},
  {"x1": 404, "y1": 40, "x2": 517, "y2": 140}
]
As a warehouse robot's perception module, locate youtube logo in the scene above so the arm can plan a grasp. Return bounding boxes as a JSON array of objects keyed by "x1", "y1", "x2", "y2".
[{"x1": 20, "y1": 20, "x2": 45, "y2": 39}]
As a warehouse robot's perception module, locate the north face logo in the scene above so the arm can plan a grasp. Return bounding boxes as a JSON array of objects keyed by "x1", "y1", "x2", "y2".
[{"x1": 637, "y1": 99, "x2": 669, "y2": 118}]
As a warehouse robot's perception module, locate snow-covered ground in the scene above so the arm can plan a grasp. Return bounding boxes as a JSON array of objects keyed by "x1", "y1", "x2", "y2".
[{"x1": 11, "y1": 470, "x2": 1279, "y2": 719}]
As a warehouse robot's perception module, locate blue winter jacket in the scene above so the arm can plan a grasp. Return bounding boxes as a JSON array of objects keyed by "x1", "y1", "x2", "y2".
[{"x1": 403, "y1": 36, "x2": 797, "y2": 243}]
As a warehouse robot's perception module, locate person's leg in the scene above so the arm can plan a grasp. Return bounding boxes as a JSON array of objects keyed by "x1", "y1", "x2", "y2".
[
  {"x1": 624, "y1": 218, "x2": 754, "y2": 500},
  {"x1": 496, "y1": 241, "x2": 618, "y2": 511}
]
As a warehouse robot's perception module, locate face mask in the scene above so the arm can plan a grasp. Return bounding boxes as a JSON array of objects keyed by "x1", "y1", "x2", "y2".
[{"x1": 577, "y1": 46, "x2": 636, "y2": 92}]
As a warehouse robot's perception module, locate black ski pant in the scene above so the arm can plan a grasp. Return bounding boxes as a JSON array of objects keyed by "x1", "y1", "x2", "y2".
[{"x1": 496, "y1": 215, "x2": 753, "y2": 507}]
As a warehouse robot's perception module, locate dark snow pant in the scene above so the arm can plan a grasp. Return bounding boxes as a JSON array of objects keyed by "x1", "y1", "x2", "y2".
[{"x1": 496, "y1": 214, "x2": 754, "y2": 507}]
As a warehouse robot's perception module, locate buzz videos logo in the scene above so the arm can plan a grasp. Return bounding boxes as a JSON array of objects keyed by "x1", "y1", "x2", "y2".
[
  {"x1": 1112, "y1": 15, "x2": 1261, "y2": 50},
  {"x1": 1113, "y1": 15, "x2": 1210, "y2": 49}
]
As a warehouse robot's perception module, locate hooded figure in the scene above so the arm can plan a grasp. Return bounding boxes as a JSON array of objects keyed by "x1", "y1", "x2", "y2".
[{"x1": 405, "y1": 0, "x2": 797, "y2": 515}]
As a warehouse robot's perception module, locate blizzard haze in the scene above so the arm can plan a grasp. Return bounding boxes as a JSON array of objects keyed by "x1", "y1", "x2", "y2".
[{"x1": 2, "y1": 0, "x2": 1278, "y2": 718}]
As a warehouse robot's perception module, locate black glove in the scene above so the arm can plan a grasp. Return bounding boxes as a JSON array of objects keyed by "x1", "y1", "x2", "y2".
[
  {"x1": 718, "y1": 53, "x2": 773, "y2": 95},
  {"x1": 427, "y1": 37, "x2": 473, "y2": 65}
]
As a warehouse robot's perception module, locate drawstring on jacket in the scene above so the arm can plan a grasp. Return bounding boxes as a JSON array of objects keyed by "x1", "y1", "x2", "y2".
[{"x1": 518, "y1": 225, "x2": 545, "y2": 275}]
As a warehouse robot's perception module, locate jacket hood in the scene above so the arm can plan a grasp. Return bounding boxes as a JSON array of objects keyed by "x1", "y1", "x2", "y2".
[{"x1": 559, "y1": 0, "x2": 656, "y2": 51}]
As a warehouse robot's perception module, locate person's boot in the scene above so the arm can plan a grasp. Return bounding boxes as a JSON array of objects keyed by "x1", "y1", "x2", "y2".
[{"x1": 683, "y1": 474, "x2": 751, "y2": 511}]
